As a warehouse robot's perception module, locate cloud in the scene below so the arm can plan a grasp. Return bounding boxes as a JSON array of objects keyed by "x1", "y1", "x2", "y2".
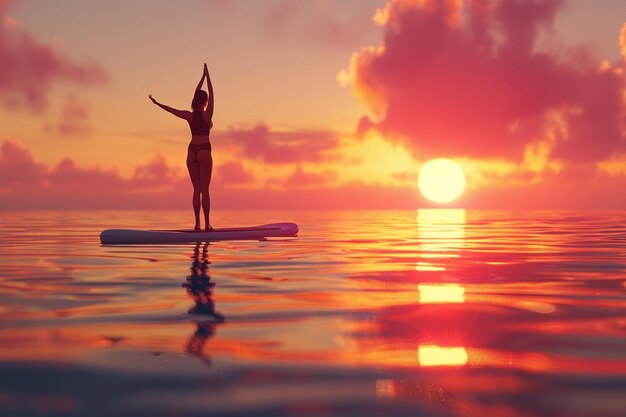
[
  {"x1": 0, "y1": 0, "x2": 108, "y2": 113},
  {"x1": 3, "y1": 138, "x2": 626, "y2": 210},
  {"x1": 621, "y1": 22, "x2": 626, "y2": 63},
  {"x1": 262, "y1": 0, "x2": 358, "y2": 46},
  {"x1": 0, "y1": 138, "x2": 47, "y2": 188},
  {"x1": 0, "y1": 138, "x2": 423, "y2": 210},
  {"x1": 56, "y1": 94, "x2": 92, "y2": 136},
  {"x1": 392, "y1": 170, "x2": 417, "y2": 183},
  {"x1": 341, "y1": 0, "x2": 626, "y2": 163},
  {"x1": 282, "y1": 165, "x2": 338, "y2": 188},
  {"x1": 264, "y1": 0, "x2": 300, "y2": 39},
  {"x1": 215, "y1": 181, "x2": 423, "y2": 210},
  {"x1": 216, "y1": 161, "x2": 254, "y2": 185},
  {"x1": 0, "y1": 139, "x2": 186, "y2": 209},
  {"x1": 3, "y1": 14, "x2": 16, "y2": 27},
  {"x1": 222, "y1": 124, "x2": 340, "y2": 164}
]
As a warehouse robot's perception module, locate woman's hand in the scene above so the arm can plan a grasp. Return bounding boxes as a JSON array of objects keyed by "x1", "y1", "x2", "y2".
[
  {"x1": 149, "y1": 94, "x2": 157, "y2": 104},
  {"x1": 203, "y1": 63, "x2": 209, "y2": 76}
]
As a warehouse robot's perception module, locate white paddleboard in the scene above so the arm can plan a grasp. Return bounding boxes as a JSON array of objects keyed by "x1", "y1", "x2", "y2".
[{"x1": 100, "y1": 222, "x2": 298, "y2": 244}]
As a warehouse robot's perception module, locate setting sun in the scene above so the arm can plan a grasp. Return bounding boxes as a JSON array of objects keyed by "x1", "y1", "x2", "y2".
[{"x1": 418, "y1": 159, "x2": 466, "y2": 203}]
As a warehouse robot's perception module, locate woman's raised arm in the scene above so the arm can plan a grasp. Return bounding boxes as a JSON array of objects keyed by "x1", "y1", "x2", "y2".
[
  {"x1": 204, "y1": 63, "x2": 214, "y2": 120},
  {"x1": 149, "y1": 94, "x2": 190, "y2": 120},
  {"x1": 195, "y1": 66, "x2": 206, "y2": 92}
]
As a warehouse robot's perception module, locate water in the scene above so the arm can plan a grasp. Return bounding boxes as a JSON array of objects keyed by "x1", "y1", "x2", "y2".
[{"x1": 1, "y1": 209, "x2": 625, "y2": 417}]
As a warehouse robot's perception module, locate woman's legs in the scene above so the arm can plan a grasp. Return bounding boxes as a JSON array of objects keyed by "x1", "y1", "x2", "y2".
[
  {"x1": 196, "y1": 150, "x2": 213, "y2": 230},
  {"x1": 186, "y1": 150, "x2": 202, "y2": 230}
]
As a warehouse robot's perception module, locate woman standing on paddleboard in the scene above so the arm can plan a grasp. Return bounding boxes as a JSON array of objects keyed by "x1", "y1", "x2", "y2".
[{"x1": 149, "y1": 63, "x2": 214, "y2": 230}]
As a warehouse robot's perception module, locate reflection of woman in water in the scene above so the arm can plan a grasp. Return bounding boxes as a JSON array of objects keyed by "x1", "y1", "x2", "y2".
[
  {"x1": 149, "y1": 63, "x2": 215, "y2": 230},
  {"x1": 182, "y1": 242, "x2": 224, "y2": 364}
]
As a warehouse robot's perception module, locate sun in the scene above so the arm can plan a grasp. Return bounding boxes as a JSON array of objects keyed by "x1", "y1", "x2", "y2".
[{"x1": 418, "y1": 158, "x2": 466, "y2": 203}]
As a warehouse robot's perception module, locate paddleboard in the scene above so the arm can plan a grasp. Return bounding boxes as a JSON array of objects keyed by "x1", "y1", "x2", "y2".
[{"x1": 100, "y1": 222, "x2": 298, "y2": 244}]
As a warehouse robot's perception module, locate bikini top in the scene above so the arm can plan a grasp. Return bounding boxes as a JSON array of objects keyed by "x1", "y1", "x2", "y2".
[{"x1": 189, "y1": 111, "x2": 211, "y2": 135}]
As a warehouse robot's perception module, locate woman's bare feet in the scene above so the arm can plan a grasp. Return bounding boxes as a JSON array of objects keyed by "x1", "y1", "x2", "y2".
[
  {"x1": 205, "y1": 224, "x2": 214, "y2": 231},
  {"x1": 194, "y1": 223, "x2": 201, "y2": 231}
]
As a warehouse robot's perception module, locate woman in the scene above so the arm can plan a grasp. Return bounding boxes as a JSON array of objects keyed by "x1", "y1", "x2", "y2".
[{"x1": 149, "y1": 63, "x2": 214, "y2": 230}]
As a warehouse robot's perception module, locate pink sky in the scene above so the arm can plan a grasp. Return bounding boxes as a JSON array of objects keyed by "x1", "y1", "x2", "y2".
[{"x1": 1, "y1": 0, "x2": 625, "y2": 210}]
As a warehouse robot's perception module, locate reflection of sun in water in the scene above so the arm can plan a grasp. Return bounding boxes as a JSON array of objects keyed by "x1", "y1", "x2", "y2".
[
  {"x1": 418, "y1": 284, "x2": 465, "y2": 303},
  {"x1": 416, "y1": 209, "x2": 466, "y2": 271},
  {"x1": 418, "y1": 158, "x2": 466, "y2": 203},
  {"x1": 418, "y1": 345, "x2": 468, "y2": 367}
]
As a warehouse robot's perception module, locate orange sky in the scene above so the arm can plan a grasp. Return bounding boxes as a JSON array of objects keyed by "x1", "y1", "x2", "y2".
[{"x1": 1, "y1": 0, "x2": 625, "y2": 210}]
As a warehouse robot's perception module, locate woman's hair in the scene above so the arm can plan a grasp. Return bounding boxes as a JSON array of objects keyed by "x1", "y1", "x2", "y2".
[{"x1": 191, "y1": 90, "x2": 208, "y2": 111}]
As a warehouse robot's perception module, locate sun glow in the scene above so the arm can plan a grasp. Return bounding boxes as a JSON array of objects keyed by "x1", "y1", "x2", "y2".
[{"x1": 418, "y1": 159, "x2": 466, "y2": 203}]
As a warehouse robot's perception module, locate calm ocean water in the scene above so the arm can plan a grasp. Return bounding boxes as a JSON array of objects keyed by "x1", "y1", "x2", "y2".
[{"x1": 1, "y1": 209, "x2": 625, "y2": 417}]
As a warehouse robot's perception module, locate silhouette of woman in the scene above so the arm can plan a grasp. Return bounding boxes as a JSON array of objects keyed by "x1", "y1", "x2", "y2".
[{"x1": 149, "y1": 63, "x2": 215, "y2": 230}]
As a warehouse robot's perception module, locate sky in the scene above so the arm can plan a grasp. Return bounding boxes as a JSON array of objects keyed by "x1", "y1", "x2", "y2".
[{"x1": 1, "y1": 0, "x2": 625, "y2": 210}]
